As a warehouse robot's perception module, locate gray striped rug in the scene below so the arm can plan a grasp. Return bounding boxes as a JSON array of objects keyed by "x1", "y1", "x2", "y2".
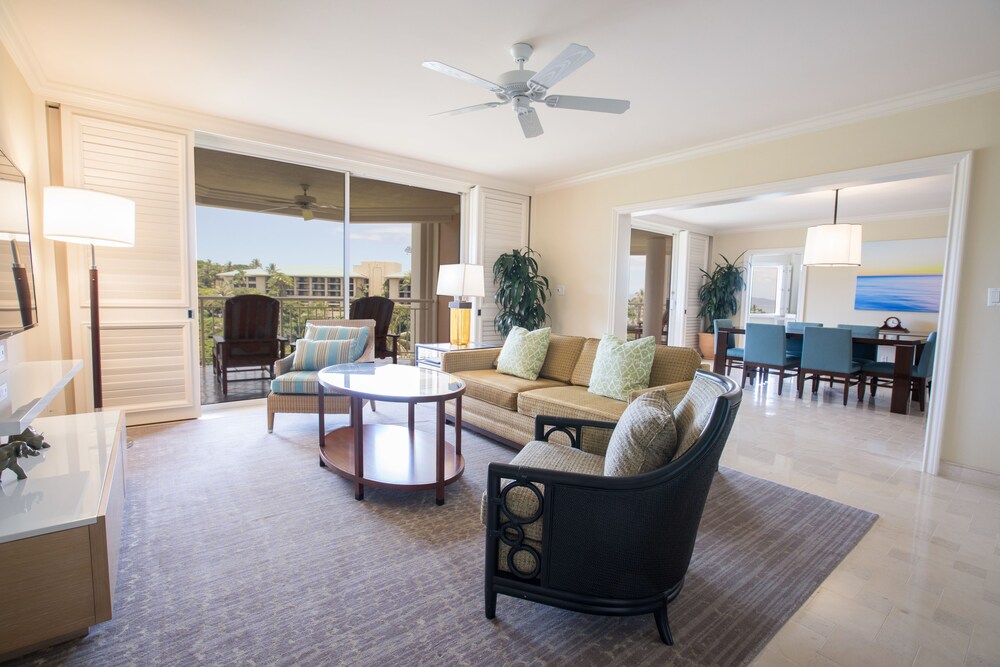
[{"x1": 12, "y1": 403, "x2": 876, "y2": 666}]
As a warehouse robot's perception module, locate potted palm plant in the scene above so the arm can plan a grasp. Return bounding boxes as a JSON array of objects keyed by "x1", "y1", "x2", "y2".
[
  {"x1": 696, "y1": 253, "x2": 746, "y2": 358},
  {"x1": 492, "y1": 248, "x2": 550, "y2": 337}
]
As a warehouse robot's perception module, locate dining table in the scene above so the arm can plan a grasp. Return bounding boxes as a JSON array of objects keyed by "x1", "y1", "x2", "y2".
[{"x1": 713, "y1": 327, "x2": 925, "y2": 415}]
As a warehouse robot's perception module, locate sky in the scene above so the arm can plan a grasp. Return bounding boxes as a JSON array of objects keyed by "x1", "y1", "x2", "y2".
[{"x1": 196, "y1": 206, "x2": 412, "y2": 270}]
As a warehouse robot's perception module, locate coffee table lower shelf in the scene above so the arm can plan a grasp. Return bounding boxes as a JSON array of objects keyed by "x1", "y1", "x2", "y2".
[{"x1": 319, "y1": 424, "x2": 465, "y2": 501}]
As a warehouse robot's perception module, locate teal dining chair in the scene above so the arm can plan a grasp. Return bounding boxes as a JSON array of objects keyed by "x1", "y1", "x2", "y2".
[
  {"x1": 742, "y1": 323, "x2": 798, "y2": 395},
  {"x1": 796, "y1": 327, "x2": 863, "y2": 405},
  {"x1": 863, "y1": 331, "x2": 936, "y2": 411},
  {"x1": 836, "y1": 324, "x2": 880, "y2": 365},
  {"x1": 785, "y1": 322, "x2": 822, "y2": 360},
  {"x1": 714, "y1": 318, "x2": 743, "y2": 375}
]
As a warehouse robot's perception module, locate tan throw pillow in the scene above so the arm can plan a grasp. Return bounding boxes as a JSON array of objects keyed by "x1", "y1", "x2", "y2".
[
  {"x1": 604, "y1": 388, "x2": 678, "y2": 476},
  {"x1": 496, "y1": 327, "x2": 551, "y2": 380},
  {"x1": 588, "y1": 334, "x2": 655, "y2": 401}
]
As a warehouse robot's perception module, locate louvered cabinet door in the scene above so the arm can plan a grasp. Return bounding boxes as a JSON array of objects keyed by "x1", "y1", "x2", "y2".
[
  {"x1": 62, "y1": 110, "x2": 199, "y2": 424},
  {"x1": 468, "y1": 187, "x2": 530, "y2": 345}
]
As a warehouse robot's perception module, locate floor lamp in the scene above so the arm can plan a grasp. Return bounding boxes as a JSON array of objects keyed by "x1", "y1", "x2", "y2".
[{"x1": 44, "y1": 187, "x2": 135, "y2": 409}]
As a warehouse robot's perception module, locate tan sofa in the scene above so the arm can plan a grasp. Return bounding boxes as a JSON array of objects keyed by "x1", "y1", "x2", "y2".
[{"x1": 440, "y1": 334, "x2": 703, "y2": 450}]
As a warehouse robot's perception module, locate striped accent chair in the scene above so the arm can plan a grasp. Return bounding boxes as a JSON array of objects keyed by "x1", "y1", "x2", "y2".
[{"x1": 266, "y1": 319, "x2": 376, "y2": 432}]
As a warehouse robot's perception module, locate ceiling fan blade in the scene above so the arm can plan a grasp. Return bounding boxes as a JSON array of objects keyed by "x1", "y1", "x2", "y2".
[
  {"x1": 527, "y1": 43, "x2": 595, "y2": 94},
  {"x1": 518, "y1": 108, "x2": 543, "y2": 138},
  {"x1": 257, "y1": 205, "x2": 295, "y2": 214},
  {"x1": 543, "y1": 95, "x2": 630, "y2": 114},
  {"x1": 422, "y1": 61, "x2": 504, "y2": 94},
  {"x1": 431, "y1": 101, "x2": 504, "y2": 117}
]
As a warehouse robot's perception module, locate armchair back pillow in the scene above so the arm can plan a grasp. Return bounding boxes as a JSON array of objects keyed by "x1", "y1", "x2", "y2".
[
  {"x1": 496, "y1": 326, "x2": 551, "y2": 381},
  {"x1": 604, "y1": 388, "x2": 678, "y2": 476},
  {"x1": 588, "y1": 334, "x2": 655, "y2": 401},
  {"x1": 291, "y1": 327, "x2": 369, "y2": 371}
]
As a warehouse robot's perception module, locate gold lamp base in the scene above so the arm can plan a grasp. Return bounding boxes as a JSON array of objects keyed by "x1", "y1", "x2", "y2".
[{"x1": 449, "y1": 301, "x2": 472, "y2": 346}]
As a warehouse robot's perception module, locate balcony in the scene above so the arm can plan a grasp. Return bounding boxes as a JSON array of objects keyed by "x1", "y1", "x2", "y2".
[{"x1": 198, "y1": 295, "x2": 429, "y2": 405}]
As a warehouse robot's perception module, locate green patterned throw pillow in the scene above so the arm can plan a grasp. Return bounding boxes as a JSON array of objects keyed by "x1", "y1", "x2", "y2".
[
  {"x1": 496, "y1": 327, "x2": 551, "y2": 381},
  {"x1": 604, "y1": 388, "x2": 678, "y2": 476},
  {"x1": 588, "y1": 334, "x2": 655, "y2": 401}
]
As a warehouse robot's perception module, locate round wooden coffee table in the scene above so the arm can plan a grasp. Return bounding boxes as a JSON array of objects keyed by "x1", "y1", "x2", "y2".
[{"x1": 317, "y1": 364, "x2": 466, "y2": 505}]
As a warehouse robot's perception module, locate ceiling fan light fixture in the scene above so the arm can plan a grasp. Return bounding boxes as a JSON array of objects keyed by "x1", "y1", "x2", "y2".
[{"x1": 802, "y1": 189, "x2": 863, "y2": 267}]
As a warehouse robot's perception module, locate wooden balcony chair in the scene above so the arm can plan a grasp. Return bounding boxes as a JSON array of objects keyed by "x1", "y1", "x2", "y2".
[
  {"x1": 349, "y1": 296, "x2": 400, "y2": 363},
  {"x1": 213, "y1": 294, "x2": 285, "y2": 396}
]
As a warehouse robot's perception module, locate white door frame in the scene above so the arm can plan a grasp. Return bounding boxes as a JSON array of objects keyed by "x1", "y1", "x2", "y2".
[{"x1": 609, "y1": 152, "x2": 973, "y2": 475}]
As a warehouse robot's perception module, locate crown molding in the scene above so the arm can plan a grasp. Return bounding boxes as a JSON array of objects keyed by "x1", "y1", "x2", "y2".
[
  {"x1": 0, "y1": 5, "x2": 44, "y2": 91},
  {"x1": 537, "y1": 71, "x2": 1000, "y2": 193},
  {"x1": 708, "y1": 207, "x2": 950, "y2": 236}
]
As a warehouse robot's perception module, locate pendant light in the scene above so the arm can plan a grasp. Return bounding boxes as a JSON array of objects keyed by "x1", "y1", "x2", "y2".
[{"x1": 802, "y1": 189, "x2": 862, "y2": 267}]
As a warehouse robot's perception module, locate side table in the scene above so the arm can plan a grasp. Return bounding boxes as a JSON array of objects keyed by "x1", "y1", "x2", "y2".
[{"x1": 414, "y1": 341, "x2": 501, "y2": 369}]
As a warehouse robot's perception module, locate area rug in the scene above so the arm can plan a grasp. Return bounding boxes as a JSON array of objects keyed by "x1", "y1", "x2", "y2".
[{"x1": 11, "y1": 403, "x2": 877, "y2": 666}]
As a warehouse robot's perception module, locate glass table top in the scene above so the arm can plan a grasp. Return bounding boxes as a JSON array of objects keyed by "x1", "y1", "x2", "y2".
[{"x1": 317, "y1": 363, "x2": 465, "y2": 400}]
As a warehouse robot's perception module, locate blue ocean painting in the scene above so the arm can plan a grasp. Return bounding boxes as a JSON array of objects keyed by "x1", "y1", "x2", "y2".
[{"x1": 854, "y1": 274, "x2": 942, "y2": 312}]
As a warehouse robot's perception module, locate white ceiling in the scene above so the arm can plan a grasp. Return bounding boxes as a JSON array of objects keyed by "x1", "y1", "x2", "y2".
[
  {"x1": 638, "y1": 173, "x2": 955, "y2": 232},
  {"x1": 2, "y1": 1, "x2": 999, "y2": 189}
]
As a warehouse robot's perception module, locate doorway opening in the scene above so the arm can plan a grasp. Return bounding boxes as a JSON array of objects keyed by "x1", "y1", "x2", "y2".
[
  {"x1": 193, "y1": 148, "x2": 460, "y2": 405},
  {"x1": 626, "y1": 228, "x2": 672, "y2": 342}
]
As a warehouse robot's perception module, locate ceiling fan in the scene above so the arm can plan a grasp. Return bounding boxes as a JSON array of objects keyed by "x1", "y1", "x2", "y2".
[
  {"x1": 423, "y1": 42, "x2": 630, "y2": 138},
  {"x1": 258, "y1": 184, "x2": 339, "y2": 221}
]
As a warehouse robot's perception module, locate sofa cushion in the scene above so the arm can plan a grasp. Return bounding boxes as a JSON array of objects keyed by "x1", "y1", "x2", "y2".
[
  {"x1": 517, "y1": 385, "x2": 628, "y2": 422},
  {"x1": 673, "y1": 373, "x2": 729, "y2": 461},
  {"x1": 538, "y1": 334, "x2": 586, "y2": 383},
  {"x1": 496, "y1": 326, "x2": 551, "y2": 380},
  {"x1": 604, "y1": 388, "x2": 678, "y2": 476},
  {"x1": 570, "y1": 338, "x2": 601, "y2": 386},
  {"x1": 588, "y1": 335, "x2": 655, "y2": 401},
  {"x1": 648, "y1": 345, "x2": 703, "y2": 388},
  {"x1": 454, "y1": 369, "x2": 563, "y2": 411},
  {"x1": 270, "y1": 370, "x2": 322, "y2": 395}
]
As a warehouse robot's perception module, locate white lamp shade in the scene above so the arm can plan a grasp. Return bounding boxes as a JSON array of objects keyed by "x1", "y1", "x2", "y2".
[
  {"x1": 0, "y1": 179, "x2": 29, "y2": 237},
  {"x1": 436, "y1": 263, "x2": 485, "y2": 299},
  {"x1": 43, "y1": 186, "x2": 136, "y2": 247},
  {"x1": 802, "y1": 223, "x2": 863, "y2": 267}
]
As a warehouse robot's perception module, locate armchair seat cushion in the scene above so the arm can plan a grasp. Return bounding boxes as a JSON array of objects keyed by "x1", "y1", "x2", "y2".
[
  {"x1": 480, "y1": 440, "x2": 605, "y2": 544},
  {"x1": 454, "y1": 370, "x2": 563, "y2": 411},
  {"x1": 270, "y1": 370, "x2": 324, "y2": 395}
]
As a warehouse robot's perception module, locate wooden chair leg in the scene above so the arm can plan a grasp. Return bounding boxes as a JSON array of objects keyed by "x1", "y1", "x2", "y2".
[
  {"x1": 842, "y1": 379, "x2": 849, "y2": 406},
  {"x1": 858, "y1": 374, "x2": 866, "y2": 402},
  {"x1": 741, "y1": 364, "x2": 750, "y2": 388},
  {"x1": 653, "y1": 602, "x2": 674, "y2": 645},
  {"x1": 777, "y1": 372, "x2": 784, "y2": 396},
  {"x1": 796, "y1": 370, "x2": 804, "y2": 398}
]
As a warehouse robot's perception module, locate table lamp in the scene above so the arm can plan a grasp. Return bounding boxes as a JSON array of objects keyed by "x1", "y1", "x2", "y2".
[
  {"x1": 0, "y1": 179, "x2": 33, "y2": 327},
  {"x1": 436, "y1": 264, "x2": 485, "y2": 346},
  {"x1": 44, "y1": 186, "x2": 135, "y2": 409}
]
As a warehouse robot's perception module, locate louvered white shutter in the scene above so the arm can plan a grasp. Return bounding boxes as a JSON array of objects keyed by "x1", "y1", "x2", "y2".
[
  {"x1": 62, "y1": 109, "x2": 198, "y2": 423},
  {"x1": 671, "y1": 231, "x2": 711, "y2": 349},
  {"x1": 468, "y1": 187, "x2": 529, "y2": 344}
]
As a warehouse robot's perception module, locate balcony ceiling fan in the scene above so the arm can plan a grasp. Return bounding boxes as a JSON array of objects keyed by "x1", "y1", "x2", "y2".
[
  {"x1": 423, "y1": 42, "x2": 630, "y2": 138},
  {"x1": 258, "y1": 184, "x2": 339, "y2": 221}
]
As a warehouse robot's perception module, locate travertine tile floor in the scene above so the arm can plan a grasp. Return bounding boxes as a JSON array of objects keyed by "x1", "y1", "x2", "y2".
[{"x1": 726, "y1": 375, "x2": 1000, "y2": 667}]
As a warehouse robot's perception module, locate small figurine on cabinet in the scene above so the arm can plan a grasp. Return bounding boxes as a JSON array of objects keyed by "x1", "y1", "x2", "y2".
[
  {"x1": 8, "y1": 426, "x2": 49, "y2": 454},
  {"x1": 0, "y1": 441, "x2": 27, "y2": 481}
]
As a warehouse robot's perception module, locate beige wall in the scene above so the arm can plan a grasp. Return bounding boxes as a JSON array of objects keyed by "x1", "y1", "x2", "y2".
[
  {"x1": 0, "y1": 41, "x2": 57, "y2": 371},
  {"x1": 533, "y1": 91, "x2": 1000, "y2": 474},
  {"x1": 714, "y1": 215, "x2": 948, "y2": 333}
]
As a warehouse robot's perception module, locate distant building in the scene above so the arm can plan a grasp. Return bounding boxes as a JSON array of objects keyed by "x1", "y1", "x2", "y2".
[{"x1": 215, "y1": 260, "x2": 409, "y2": 299}]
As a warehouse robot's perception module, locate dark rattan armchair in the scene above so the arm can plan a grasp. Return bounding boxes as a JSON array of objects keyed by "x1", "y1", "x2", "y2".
[
  {"x1": 213, "y1": 294, "x2": 285, "y2": 396},
  {"x1": 349, "y1": 296, "x2": 400, "y2": 363},
  {"x1": 484, "y1": 371, "x2": 742, "y2": 645}
]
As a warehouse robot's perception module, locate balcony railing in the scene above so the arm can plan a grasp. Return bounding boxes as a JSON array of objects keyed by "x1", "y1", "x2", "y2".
[{"x1": 197, "y1": 295, "x2": 433, "y2": 366}]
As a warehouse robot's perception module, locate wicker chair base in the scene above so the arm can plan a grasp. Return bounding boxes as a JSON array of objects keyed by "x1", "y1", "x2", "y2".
[{"x1": 267, "y1": 392, "x2": 354, "y2": 432}]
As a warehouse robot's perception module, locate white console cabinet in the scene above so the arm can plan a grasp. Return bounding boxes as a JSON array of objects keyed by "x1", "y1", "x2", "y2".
[{"x1": 0, "y1": 360, "x2": 126, "y2": 661}]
